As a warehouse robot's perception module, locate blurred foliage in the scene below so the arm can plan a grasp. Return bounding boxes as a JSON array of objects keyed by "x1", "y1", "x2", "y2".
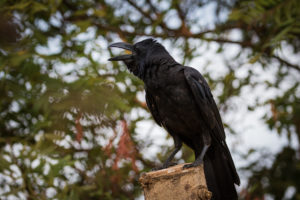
[{"x1": 0, "y1": 0, "x2": 299, "y2": 199}]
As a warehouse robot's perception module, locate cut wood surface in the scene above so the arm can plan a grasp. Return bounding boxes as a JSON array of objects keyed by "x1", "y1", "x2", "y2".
[{"x1": 139, "y1": 163, "x2": 212, "y2": 200}]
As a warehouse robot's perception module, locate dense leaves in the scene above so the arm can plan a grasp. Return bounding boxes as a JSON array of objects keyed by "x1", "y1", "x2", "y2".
[{"x1": 0, "y1": 0, "x2": 299, "y2": 199}]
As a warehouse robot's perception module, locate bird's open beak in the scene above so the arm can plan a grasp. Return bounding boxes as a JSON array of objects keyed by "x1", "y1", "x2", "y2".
[{"x1": 108, "y1": 42, "x2": 134, "y2": 61}]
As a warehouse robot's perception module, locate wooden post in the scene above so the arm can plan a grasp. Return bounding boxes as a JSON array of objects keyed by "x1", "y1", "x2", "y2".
[{"x1": 139, "y1": 163, "x2": 212, "y2": 200}]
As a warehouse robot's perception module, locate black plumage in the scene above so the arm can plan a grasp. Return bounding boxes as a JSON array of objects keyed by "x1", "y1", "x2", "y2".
[{"x1": 108, "y1": 39, "x2": 240, "y2": 200}]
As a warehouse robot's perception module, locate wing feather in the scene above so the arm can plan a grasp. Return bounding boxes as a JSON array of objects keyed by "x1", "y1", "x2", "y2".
[
  {"x1": 145, "y1": 90, "x2": 163, "y2": 126},
  {"x1": 184, "y1": 67, "x2": 226, "y2": 142}
]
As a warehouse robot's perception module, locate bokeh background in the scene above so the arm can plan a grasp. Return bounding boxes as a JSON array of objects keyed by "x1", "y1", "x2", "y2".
[{"x1": 0, "y1": 0, "x2": 299, "y2": 199}]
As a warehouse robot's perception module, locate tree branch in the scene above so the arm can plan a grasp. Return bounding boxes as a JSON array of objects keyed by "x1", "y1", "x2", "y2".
[
  {"x1": 273, "y1": 55, "x2": 300, "y2": 72},
  {"x1": 145, "y1": 0, "x2": 159, "y2": 16},
  {"x1": 174, "y1": 2, "x2": 192, "y2": 36},
  {"x1": 68, "y1": 12, "x2": 299, "y2": 72},
  {"x1": 94, "y1": 22, "x2": 251, "y2": 46},
  {"x1": 126, "y1": 0, "x2": 153, "y2": 21}
]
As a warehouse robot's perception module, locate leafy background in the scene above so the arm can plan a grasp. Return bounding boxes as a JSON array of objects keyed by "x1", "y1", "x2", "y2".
[{"x1": 0, "y1": 0, "x2": 299, "y2": 199}]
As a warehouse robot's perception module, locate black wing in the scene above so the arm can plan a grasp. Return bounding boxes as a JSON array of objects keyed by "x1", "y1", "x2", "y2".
[
  {"x1": 145, "y1": 89, "x2": 163, "y2": 127},
  {"x1": 184, "y1": 67, "x2": 226, "y2": 142},
  {"x1": 184, "y1": 67, "x2": 241, "y2": 185}
]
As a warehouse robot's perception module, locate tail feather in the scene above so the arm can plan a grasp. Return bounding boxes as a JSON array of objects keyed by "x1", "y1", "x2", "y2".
[
  {"x1": 204, "y1": 145, "x2": 239, "y2": 200},
  {"x1": 223, "y1": 142, "x2": 240, "y2": 185}
]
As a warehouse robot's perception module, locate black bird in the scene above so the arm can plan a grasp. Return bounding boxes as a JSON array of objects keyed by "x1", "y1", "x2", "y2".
[{"x1": 108, "y1": 39, "x2": 240, "y2": 200}]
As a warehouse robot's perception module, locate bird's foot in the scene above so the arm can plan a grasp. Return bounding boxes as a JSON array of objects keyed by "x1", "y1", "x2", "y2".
[
  {"x1": 182, "y1": 160, "x2": 203, "y2": 169},
  {"x1": 151, "y1": 162, "x2": 177, "y2": 171}
]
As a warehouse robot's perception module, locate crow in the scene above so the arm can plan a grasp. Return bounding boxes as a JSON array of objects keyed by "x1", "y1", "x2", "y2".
[{"x1": 108, "y1": 39, "x2": 240, "y2": 200}]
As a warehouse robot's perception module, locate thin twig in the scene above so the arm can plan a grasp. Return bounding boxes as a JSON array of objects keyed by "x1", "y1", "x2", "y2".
[{"x1": 273, "y1": 55, "x2": 300, "y2": 72}]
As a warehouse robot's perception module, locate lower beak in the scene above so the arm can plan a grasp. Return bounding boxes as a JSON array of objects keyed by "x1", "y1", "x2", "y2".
[{"x1": 108, "y1": 42, "x2": 134, "y2": 61}]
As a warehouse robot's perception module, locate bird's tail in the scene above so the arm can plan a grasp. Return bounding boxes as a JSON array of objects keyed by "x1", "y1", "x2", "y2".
[{"x1": 204, "y1": 144, "x2": 240, "y2": 200}]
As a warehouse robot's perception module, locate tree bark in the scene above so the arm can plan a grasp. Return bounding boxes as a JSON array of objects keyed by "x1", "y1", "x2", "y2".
[{"x1": 139, "y1": 163, "x2": 212, "y2": 200}]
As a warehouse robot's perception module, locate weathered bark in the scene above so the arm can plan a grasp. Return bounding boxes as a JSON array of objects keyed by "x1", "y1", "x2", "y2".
[{"x1": 139, "y1": 163, "x2": 212, "y2": 200}]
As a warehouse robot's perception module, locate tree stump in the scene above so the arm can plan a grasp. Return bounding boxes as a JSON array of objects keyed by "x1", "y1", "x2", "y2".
[{"x1": 139, "y1": 163, "x2": 212, "y2": 200}]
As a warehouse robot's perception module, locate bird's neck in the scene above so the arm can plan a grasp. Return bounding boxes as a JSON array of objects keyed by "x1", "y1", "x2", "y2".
[{"x1": 141, "y1": 60, "x2": 181, "y2": 90}]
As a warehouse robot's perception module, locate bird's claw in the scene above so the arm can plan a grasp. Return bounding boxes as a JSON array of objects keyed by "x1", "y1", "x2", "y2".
[
  {"x1": 182, "y1": 160, "x2": 203, "y2": 169},
  {"x1": 182, "y1": 163, "x2": 196, "y2": 169}
]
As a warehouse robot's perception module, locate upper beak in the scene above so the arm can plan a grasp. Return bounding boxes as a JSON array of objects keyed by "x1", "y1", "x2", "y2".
[{"x1": 108, "y1": 42, "x2": 134, "y2": 61}]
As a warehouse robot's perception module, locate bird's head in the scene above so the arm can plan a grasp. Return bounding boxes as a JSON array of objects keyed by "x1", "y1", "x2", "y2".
[{"x1": 108, "y1": 39, "x2": 175, "y2": 79}]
